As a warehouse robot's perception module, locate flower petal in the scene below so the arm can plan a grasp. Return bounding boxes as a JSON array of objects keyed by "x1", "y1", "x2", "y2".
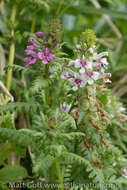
[
  {"x1": 37, "y1": 52, "x2": 45, "y2": 60},
  {"x1": 87, "y1": 78, "x2": 94, "y2": 84},
  {"x1": 48, "y1": 53, "x2": 55, "y2": 61},
  {"x1": 72, "y1": 86, "x2": 78, "y2": 91},
  {"x1": 92, "y1": 72, "x2": 100, "y2": 80},
  {"x1": 79, "y1": 68, "x2": 85, "y2": 74},
  {"x1": 35, "y1": 32, "x2": 43, "y2": 38},
  {"x1": 42, "y1": 59, "x2": 48, "y2": 64}
]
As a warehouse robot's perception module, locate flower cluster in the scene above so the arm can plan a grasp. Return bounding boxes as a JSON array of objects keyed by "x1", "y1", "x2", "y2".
[
  {"x1": 61, "y1": 46, "x2": 111, "y2": 91},
  {"x1": 24, "y1": 32, "x2": 55, "y2": 68}
]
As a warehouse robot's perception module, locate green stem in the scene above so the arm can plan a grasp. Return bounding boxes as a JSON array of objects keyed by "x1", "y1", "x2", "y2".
[
  {"x1": 45, "y1": 87, "x2": 50, "y2": 105},
  {"x1": 44, "y1": 65, "x2": 50, "y2": 105},
  {"x1": 50, "y1": 160, "x2": 63, "y2": 190},
  {"x1": 50, "y1": 163, "x2": 55, "y2": 190},
  {"x1": 31, "y1": 14, "x2": 37, "y2": 33},
  {"x1": 6, "y1": 3, "x2": 17, "y2": 91},
  {"x1": 55, "y1": 160, "x2": 63, "y2": 190}
]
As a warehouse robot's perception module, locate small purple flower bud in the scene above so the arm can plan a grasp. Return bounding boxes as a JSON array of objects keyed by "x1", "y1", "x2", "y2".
[
  {"x1": 53, "y1": 41, "x2": 57, "y2": 47},
  {"x1": 28, "y1": 37, "x2": 36, "y2": 43},
  {"x1": 35, "y1": 32, "x2": 43, "y2": 38}
]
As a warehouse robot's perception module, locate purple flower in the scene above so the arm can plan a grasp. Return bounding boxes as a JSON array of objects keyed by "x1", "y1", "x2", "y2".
[
  {"x1": 61, "y1": 70, "x2": 86, "y2": 91},
  {"x1": 60, "y1": 102, "x2": 71, "y2": 112},
  {"x1": 28, "y1": 37, "x2": 40, "y2": 49},
  {"x1": 47, "y1": 53, "x2": 55, "y2": 62},
  {"x1": 45, "y1": 47, "x2": 50, "y2": 54},
  {"x1": 42, "y1": 59, "x2": 48, "y2": 65},
  {"x1": 35, "y1": 32, "x2": 43, "y2": 38},
  {"x1": 68, "y1": 59, "x2": 80, "y2": 67},
  {"x1": 53, "y1": 41, "x2": 57, "y2": 47},
  {"x1": 24, "y1": 49, "x2": 36, "y2": 56},
  {"x1": 96, "y1": 64, "x2": 103, "y2": 70},
  {"x1": 72, "y1": 78, "x2": 85, "y2": 91},
  {"x1": 99, "y1": 58, "x2": 108, "y2": 66},
  {"x1": 27, "y1": 45, "x2": 35, "y2": 50},
  {"x1": 93, "y1": 52, "x2": 109, "y2": 71},
  {"x1": 69, "y1": 59, "x2": 92, "y2": 74},
  {"x1": 61, "y1": 73, "x2": 74, "y2": 80},
  {"x1": 24, "y1": 32, "x2": 56, "y2": 68},
  {"x1": 24, "y1": 57, "x2": 37, "y2": 68},
  {"x1": 86, "y1": 71, "x2": 94, "y2": 78},
  {"x1": 33, "y1": 43, "x2": 40, "y2": 49},
  {"x1": 37, "y1": 48, "x2": 55, "y2": 65},
  {"x1": 74, "y1": 78, "x2": 83, "y2": 85},
  {"x1": 24, "y1": 57, "x2": 32, "y2": 63},
  {"x1": 79, "y1": 61, "x2": 87, "y2": 73},
  {"x1": 80, "y1": 61, "x2": 87, "y2": 68},
  {"x1": 28, "y1": 37, "x2": 36, "y2": 43},
  {"x1": 84, "y1": 71, "x2": 99, "y2": 84},
  {"x1": 29, "y1": 57, "x2": 37, "y2": 64},
  {"x1": 37, "y1": 52, "x2": 45, "y2": 59},
  {"x1": 61, "y1": 47, "x2": 111, "y2": 90},
  {"x1": 94, "y1": 63, "x2": 104, "y2": 73}
]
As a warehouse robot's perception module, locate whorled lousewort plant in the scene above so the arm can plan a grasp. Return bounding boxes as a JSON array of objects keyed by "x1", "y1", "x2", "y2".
[
  {"x1": 22, "y1": 22, "x2": 127, "y2": 189},
  {"x1": 1, "y1": 21, "x2": 127, "y2": 190}
]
